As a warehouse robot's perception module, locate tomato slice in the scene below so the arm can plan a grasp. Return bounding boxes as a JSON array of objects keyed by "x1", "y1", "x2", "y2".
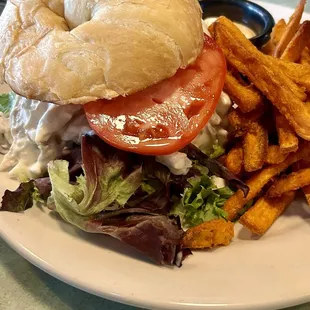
[{"x1": 84, "y1": 35, "x2": 226, "y2": 155}]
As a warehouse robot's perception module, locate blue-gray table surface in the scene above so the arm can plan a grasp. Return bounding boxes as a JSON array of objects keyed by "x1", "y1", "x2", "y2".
[{"x1": 1, "y1": 0, "x2": 310, "y2": 309}]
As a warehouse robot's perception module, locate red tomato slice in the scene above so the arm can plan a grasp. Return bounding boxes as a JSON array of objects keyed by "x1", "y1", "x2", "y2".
[{"x1": 84, "y1": 35, "x2": 226, "y2": 155}]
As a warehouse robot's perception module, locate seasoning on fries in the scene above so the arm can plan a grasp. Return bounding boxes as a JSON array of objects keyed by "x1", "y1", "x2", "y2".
[
  {"x1": 224, "y1": 142, "x2": 310, "y2": 221},
  {"x1": 224, "y1": 71, "x2": 263, "y2": 113},
  {"x1": 265, "y1": 145, "x2": 289, "y2": 165},
  {"x1": 228, "y1": 108, "x2": 265, "y2": 137},
  {"x1": 213, "y1": 17, "x2": 310, "y2": 141},
  {"x1": 273, "y1": 59, "x2": 310, "y2": 91},
  {"x1": 239, "y1": 191, "x2": 295, "y2": 235},
  {"x1": 243, "y1": 122, "x2": 268, "y2": 172},
  {"x1": 268, "y1": 168, "x2": 310, "y2": 198},
  {"x1": 281, "y1": 21, "x2": 310, "y2": 62},
  {"x1": 225, "y1": 145, "x2": 244, "y2": 176},
  {"x1": 182, "y1": 219, "x2": 234, "y2": 249},
  {"x1": 274, "y1": 108, "x2": 299, "y2": 154},
  {"x1": 300, "y1": 47, "x2": 310, "y2": 66},
  {"x1": 262, "y1": 19, "x2": 287, "y2": 55}
]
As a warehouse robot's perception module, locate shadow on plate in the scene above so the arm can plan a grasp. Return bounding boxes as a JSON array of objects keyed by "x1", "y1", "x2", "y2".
[
  {"x1": 48, "y1": 211, "x2": 166, "y2": 268},
  {"x1": 237, "y1": 227, "x2": 262, "y2": 241},
  {"x1": 282, "y1": 195, "x2": 310, "y2": 219}
]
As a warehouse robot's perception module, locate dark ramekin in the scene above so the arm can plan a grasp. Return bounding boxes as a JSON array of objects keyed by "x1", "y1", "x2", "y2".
[
  {"x1": 199, "y1": 0, "x2": 275, "y2": 48},
  {"x1": 0, "y1": 1, "x2": 5, "y2": 15}
]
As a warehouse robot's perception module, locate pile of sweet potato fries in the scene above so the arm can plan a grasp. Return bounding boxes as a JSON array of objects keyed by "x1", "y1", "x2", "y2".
[{"x1": 182, "y1": 0, "x2": 310, "y2": 248}]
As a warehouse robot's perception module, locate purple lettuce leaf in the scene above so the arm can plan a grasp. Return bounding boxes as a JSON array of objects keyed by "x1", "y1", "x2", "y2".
[
  {"x1": 87, "y1": 213, "x2": 184, "y2": 265},
  {"x1": 1, "y1": 181, "x2": 35, "y2": 212}
]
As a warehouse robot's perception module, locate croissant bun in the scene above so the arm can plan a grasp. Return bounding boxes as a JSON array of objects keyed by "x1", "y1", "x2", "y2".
[{"x1": 0, "y1": 0, "x2": 203, "y2": 104}]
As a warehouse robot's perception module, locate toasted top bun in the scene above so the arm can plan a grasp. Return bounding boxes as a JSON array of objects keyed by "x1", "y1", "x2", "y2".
[{"x1": 0, "y1": 0, "x2": 203, "y2": 104}]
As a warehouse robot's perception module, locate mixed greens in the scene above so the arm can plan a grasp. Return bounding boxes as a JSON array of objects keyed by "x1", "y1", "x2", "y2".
[
  {"x1": 171, "y1": 175, "x2": 233, "y2": 229},
  {"x1": 0, "y1": 134, "x2": 248, "y2": 265}
]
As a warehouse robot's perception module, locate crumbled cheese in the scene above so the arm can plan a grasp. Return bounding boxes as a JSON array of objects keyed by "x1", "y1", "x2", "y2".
[
  {"x1": 156, "y1": 152, "x2": 192, "y2": 176},
  {"x1": 192, "y1": 91, "x2": 232, "y2": 155}
]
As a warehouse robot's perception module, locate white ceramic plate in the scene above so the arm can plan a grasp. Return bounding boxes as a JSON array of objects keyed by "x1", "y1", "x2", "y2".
[{"x1": 1, "y1": 2, "x2": 310, "y2": 310}]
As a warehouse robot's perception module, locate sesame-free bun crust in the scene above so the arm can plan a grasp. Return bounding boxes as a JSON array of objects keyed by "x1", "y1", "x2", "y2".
[{"x1": 0, "y1": 0, "x2": 203, "y2": 104}]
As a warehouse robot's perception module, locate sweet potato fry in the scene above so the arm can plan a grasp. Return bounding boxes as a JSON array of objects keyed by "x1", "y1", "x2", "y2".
[
  {"x1": 213, "y1": 17, "x2": 310, "y2": 141},
  {"x1": 300, "y1": 47, "x2": 310, "y2": 66},
  {"x1": 182, "y1": 219, "x2": 234, "y2": 249},
  {"x1": 273, "y1": 59, "x2": 310, "y2": 92},
  {"x1": 243, "y1": 122, "x2": 268, "y2": 172},
  {"x1": 239, "y1": 191, "x2": 295, "y2": 235},
  {"x1": 274, "y1": 108, "x2": 299, "y2": 154},
  {"x1": 223, "y1": 141, "x2": 310, "y2": 221},
  {"x1": 273, "y1": 0, "x2": 306, "y2": 58},
  {"x1": 293, "y1": 159, "x2": 310, "y2": 205},
  {"x1": 281, "y1": 21, "x2": 310, "y2": 62},
  {"x1": 265, "y1": 145, "x2": 289, "y2": 165},
  {"x1": 225, "y1": 145, "x2": 243, "y2": 176},
  {"x1": 228, "y1": 108, "x2": 265, "y2": 137},
  {"x1": 293, "y1": 159, "x2": 310, "y2": 171},
  {"x1": 213, "y1": 18, "x2": 310, "y2": 97},
  {"x1": 224, "y1": 71, "x2": 264, "y2": 113},
  {"x1": 302, "y1": 185, "x2": 310, "y2": 205},
  {"x1": 268, "y1": 168, "x2": 310, "y2": 198},
  {"x1": 262, "y1": 19, "x2": 287, "y2": 55},
  {"x1": 272, "y1": 19, "x2": 287, "y2": 42}
]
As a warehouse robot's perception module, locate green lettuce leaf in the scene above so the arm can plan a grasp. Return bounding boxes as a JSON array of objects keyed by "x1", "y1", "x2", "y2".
[
  {"x1": 198, "y1": 143, "x2": 225, "y2": 159},
  {"x1": 0, "y1": 92, "x2": 15, "y2": 117},
  {"x1": 209, "y1": 144, "x2": 225, "y2": 159},
  {"x1": 171, "y1": 175, "x2": 234, "y2": 229},
  {"x1": 48, "y1": 135, "x2": 143, "y2": 220}
]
